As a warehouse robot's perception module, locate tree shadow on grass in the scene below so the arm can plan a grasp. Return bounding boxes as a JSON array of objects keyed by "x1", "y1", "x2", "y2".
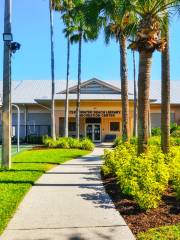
[
  {"x1": 0, "y1": 180, "x2": 35, "y2": 184},
  {"x1": 0, "y1": 169, "x2": 45, "y2": 173}
]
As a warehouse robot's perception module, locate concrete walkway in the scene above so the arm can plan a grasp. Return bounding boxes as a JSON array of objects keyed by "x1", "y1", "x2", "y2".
[{"x1": 2, "y1": 146, "x2": 135, "y2": 240}]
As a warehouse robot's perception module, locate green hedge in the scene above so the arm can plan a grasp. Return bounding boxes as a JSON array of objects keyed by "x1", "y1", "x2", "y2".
[
  {"x1": 42, "y1": 136, "x2": 95, "y2": 151},
  {"x1": 102, "y1": 142, "x2": 180, "y2": 210}
]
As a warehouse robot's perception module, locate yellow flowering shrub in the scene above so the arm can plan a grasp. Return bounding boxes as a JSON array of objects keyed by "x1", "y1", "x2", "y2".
[{"x1": 102, "y1": 143, "x2": 170, "y2": 210}]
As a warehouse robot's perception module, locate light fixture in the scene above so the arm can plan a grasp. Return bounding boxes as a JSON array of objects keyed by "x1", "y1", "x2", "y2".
[{"x1": 3, "y1": 33, "x2": 13, "y2": 42}]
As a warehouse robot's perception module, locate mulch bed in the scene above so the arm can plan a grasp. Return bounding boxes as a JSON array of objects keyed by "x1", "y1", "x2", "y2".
[{"x1": 102, "y1": 174, "x2": 180, "y2": 236}]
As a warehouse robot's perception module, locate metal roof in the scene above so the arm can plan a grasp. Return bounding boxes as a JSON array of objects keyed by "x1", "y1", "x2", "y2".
[{"x1": 0, "y1": 78, "x2": 179, "y2": 104}]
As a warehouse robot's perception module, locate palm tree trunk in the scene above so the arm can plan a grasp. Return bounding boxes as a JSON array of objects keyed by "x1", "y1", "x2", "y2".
[
  {"x1": 161, "y1": 24, "x2": 170, "y2": 153},
  {"x1": 138, "y1": 51, "x2": 152, "y2": 154},
  {"x1": 64, "y1": 35, "x2": 70, "y2": 137},
  {"x1": 49, "y1": 0, "x2": 56, "y2": 140},
  {"x1": 133, "y1": 50, "x2": 137, "y2": 137},
  {"x1": 76, "y1": 33, "x2": 82, "y2": 139},
  {"x1": 119, "y1": 35, "x2": 129, "y2": 142},
  {"x1": 148, "y1": 103, "x2": 152, "y2": 137}
]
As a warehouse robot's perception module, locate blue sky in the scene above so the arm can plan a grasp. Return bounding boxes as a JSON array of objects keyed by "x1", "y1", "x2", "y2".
[{"x1": 0, "y1": 0, "x2": 180, "y2": 82}]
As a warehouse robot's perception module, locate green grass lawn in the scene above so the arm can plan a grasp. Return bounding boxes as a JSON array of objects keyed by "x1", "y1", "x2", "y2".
[
  {"x1": 0, "y1": 144, "x2": 35, "y2": 162},
  {"x1": 0, "y1": 148, "x2": 90, "y2": 234},
  {"x1": 137, "y1": 224, "x2": 180, "y2": 240}
]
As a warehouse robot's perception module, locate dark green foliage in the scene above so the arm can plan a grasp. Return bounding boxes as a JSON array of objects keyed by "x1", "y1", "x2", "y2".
[
  {"x1": 26, "y1": 135, "x2": 43, "y2": 144},
  {"x1": 152, "y1": 128, "x2": 161, "y2": 136}
]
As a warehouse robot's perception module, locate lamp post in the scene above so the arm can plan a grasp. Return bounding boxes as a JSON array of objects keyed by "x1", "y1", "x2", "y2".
[{"x1": 2, "y1": 0, "x2": 12, "y2": 169}]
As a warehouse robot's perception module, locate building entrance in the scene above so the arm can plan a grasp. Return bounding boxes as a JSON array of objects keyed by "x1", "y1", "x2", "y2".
[{"x1": 86, "y1": 123, "x2": 101, "y2": 142}]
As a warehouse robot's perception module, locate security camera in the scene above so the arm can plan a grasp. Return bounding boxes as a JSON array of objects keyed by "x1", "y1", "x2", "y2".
[{"x1": 10, "y1": 42, "x2": 21, "y2": 53}]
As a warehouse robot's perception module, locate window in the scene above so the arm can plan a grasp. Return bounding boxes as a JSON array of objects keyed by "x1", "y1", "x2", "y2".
[
  {"x1": 68, "y1": 122, "x2": 76, "y2": 131},
  {"x1": 110, "y1": 122, "x2": 120, "y2": 132}
]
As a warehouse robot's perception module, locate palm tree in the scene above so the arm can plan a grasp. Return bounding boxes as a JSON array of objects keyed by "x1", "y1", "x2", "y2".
[
  {"x1": 62, "y1": 12, "x2": 77, "y2": 137},
  {"x1": 49, "y1": 0, "x2": 56, "y2": 140},
  {"x1": 104, "y1": 19, "x2": 130, "y2": 142},
  {"x1": 90, "y1": 0, "x2": 137, "y2": 142},
  {"x1": 161, "y1": 15, "x2": 170, "y2": 153},
  {"x1": 128, "y1": 0, "x2": 177, "y2": 154},
  {"x1": 70, "y1": 1, "x2": 99, "y2": 139},
  {"x1": 132, "y1": 50, "x2": 137, "y2": 137},
  {"x1": 52, "y1": 0, "x2": 76, "y2": 137},
  {"x1": 63, "y1": 28, "x2": 71, "y2": 137}
]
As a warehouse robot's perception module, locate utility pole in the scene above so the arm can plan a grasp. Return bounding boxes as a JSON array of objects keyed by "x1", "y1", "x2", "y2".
[
  {"x1": 49, "y1": 0, "x2": 56, "y2": 140},
  {"x1": 2, "y1": 0, "x2": 12, "y2": 169}
]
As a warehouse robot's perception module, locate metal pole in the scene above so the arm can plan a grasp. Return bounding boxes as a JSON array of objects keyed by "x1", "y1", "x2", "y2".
[
  {"x1": 49, "y1": 0, "x2": 56, "y2": 140},
  {"x1": 2, "y1": 0, "x2": 12, "y2": 168},
  {"x1": 12, "y1": 104, "x2": 20, "y2": 152}
]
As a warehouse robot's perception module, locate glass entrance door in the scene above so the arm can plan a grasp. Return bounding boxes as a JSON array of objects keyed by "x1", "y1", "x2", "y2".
[
  {"x1": 94, "y1": 124, "x2": 101, "y2": 142},
  {"x1": 86, "y1": 124, "x2": 93, "y2": 141},
  {"x1": 86, "y1": 124, "x2": 101, "y2": 142}
]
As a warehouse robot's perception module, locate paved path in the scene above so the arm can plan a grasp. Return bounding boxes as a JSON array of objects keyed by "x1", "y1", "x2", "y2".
[{"x1": 2, "y1": 146, "x2": 135, "y2": 240}]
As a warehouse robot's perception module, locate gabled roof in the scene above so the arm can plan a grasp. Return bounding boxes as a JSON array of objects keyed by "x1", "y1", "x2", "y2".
[
  {"x1": 0, "y1": 78, "x2": 179, "y2": 104},
  {"x1": 59, "y1": 78, "x2": 132, "y2": 95}
]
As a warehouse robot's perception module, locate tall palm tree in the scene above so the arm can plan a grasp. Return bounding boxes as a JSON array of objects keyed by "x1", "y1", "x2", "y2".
[
  {"x1": 52, "y1": 0, "x2": 76, "y2": 137},
  {"x1": 104, "y1": 18, "x2": 130, "y2": 142},
  {"x1": 63, "y1": 28, "x2": 71, "y2": 137},
  {"x1": 49, "y1": 0, "x2": 56, "y2": 140},
  {"x1": 62, "y1": 12, "x2": 77, "y2": 137},
  {"x1": 128, "y1": 0, "x2": 177, "y2": 154},
  {"x1": 161, "y1": 15, "x2": 170, "y2": 153},
  {"x1": 89, "y1": 0, "x2": 137, "y2": 142},
  {"x1": 70, "y1": 1, "x2": 99, "y2": 139},
  {"x1": 132, "y1": 50, "x2": 137, "y2": 137}
]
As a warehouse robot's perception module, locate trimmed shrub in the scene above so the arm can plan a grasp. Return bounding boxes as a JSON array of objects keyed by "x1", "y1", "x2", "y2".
[
  {"x1": 42, "y1": 136, "x2": 94, "y2": 151},
  {"x1": 102, "y1": 143, "x2": 136, "y2": 177},
  {"x1": 116, "y1": 148, "x2": 169, "y2": 210},
  {"x1": 67, "y1": 137, "x2": 81, "y2": 149},
  {"x1": 80, "y1": 138, "x2": 95, "y2": 151},
  {"x1": 102, "y1": 144, "x2": 170, "y2": 210},
  {"x1": 56, "y1": 138, "x2": 70, "y2": 149}
]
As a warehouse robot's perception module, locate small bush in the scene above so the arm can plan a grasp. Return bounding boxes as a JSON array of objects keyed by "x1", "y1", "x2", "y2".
[
  {"x1": 67, "y1": 137, "x2": 81, "y2": 149},
  {"x1": 130, "y1": 137, "x2": 138, "y2": 145},
  {"x1": 102, "y1": 143, "x2": 136, "y2": 177},
  {"x1": 148, "y1": 136, "x2": 161, "y2": 146},
  {"x1": 80, "y1": 138, "x2": 95, "y2": 151},
  {"x1": 170, "y1": 137, "x2": 180, "y2": 146},
  {"x1": 43, "y1": 137, "x2": 58, "y2": 148},
  {"x1": 171, "y1": 130, "x2": 180, "y2": 138},
  {"x1": 170, "y1": 123, "x2": 180, "y2": 134},
  {"x1": 113, "y1": 137, "x2": 123, "y2": 147},
  {"x1": 102, "y1": 143, "x2": 170, "y2": 210},
  {"x1": 151, "y1": 128, "x2": 161, "y2": 136},
  {"x1": 113, "y1": 137, "x2": 137, "y2": 147},
  {"x1": 56, "y1": 138, "x2": 70, "y2": 149},
  {"x1": 116, "y1": 149, "x2": 169, "y2": 210}
]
